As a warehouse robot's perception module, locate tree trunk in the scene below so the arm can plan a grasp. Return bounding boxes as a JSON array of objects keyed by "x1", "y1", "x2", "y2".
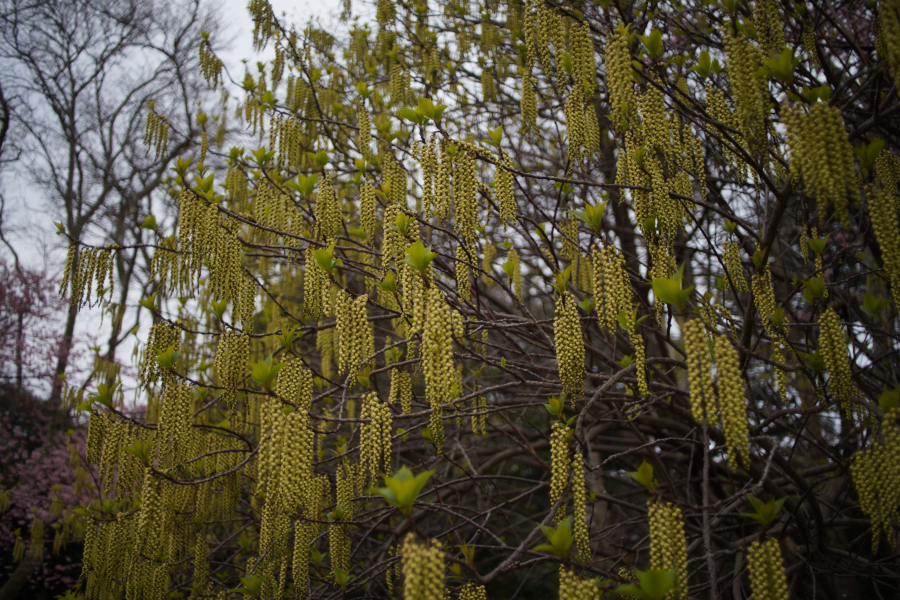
[{"x1": 0, "y1": 558, "x2": 34, "y2": 600}]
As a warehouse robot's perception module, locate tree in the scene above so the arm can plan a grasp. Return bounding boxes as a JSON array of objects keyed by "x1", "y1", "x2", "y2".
[
  {"x1": 0, "y1": 0, "x2": 220, "y2": 402},
  {"x1": 53, "y1": 0, "x2": 900, "y2": 598}
]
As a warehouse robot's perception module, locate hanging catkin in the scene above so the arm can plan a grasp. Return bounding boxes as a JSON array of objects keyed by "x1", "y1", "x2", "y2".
[
  {"x1": 554, "y1": 290, "x2": 585, "y2": 398},
  {"x1": 401, "y1": 533, "x2": 444, "y2": 600},
  {"x1": 716, "y1": 335, "x2": 750, "y2": 470},
  {"x1": 746, "y1": 537, "x2": 790, "y2": 600}
]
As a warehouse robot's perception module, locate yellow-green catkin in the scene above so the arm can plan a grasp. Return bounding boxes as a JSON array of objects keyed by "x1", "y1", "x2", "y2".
[
  {"x1": 593, "y1": 244, "x2": 648, "y2": 397},
  {"x1": 716, "y1": 335, "x2": 750, "y2": 470},
  {"x1": 214, "y1": 330, "x2": 249, "y2": 401},
  {"x1": 724, "y1": 240, "x2": 748, "y2": 293},
  {"x1": 572, "y1": 453, "x2": 590, "y2": 562},
  {"x1": 648, "y1": 499, "x2": 689, "y2": 599},
  {"x1": 422, "y1": 287, "x2": 455, "y2": 453},
  {"x1": 143, "y1": 106, "x2": 170, "y2": 158},
  {"x1": 751, "y1": 264, "x2": 780, "y2": 342},
  {"x1": 360, "y1": 392, "x2": 392, "y2": 488},
  {"x1": 520, "y1": 72, "x2": 537, "y2": 133},
  {"x1": 455, "y1": 149, "x2": 477, "y2": 247},
  {"x1": 605, "y1": 23, "x2": 635, "y2": 131},
  {"x1": 506, "y1": 247, "x2": 522, "y2": 299},
  {"x1": 315, "y1": 172, "x2": 342, "y2": 242},
  {"x1": 336, "y1": 293, "x2": 374, "y2": 383},
  {"x1": 549, "y1": 422, "x2": 568, "y2": 523},
  {"x1": 456, "y1": 243, "x2": 472, "y2": 301},
  {"x1": 851, "y1": 407, "x2": 900, "y2": 552},
  {"x1": 746, "y1": 537, "x2": 790, "y2": 600},
  {"x1": 389, "y1": 367, "x2": 413, "y2": 414},
  {"x1": 554, "y1": 291, "x2": 585, "y2": 399},
  {"x1": 559, "y1": 566, "x2": 598, "y2": 599},
  {"x1": 459, "y1": 581, "x2": 487, "y2": 600},
  {"x1": 772, "y1": 343, "x2": 790, "y2": 404},
  {"x1": 593, "y1": 244, "x2": 630, "y2": 332},
  {"x1": 29, "y1": 517, "x2": 44, "y2": 561},
  {"x1": 496, "y1": 153, "x2": 516, "y2": 223},
  {"x1": 880, "y1": 0, "x2": 900, "y2": 85},
  {"x1": 752, "y1": 0, "x2": 785, "y2": 57},
  {"x1": 357, "y1": 104, "x2": 372, "y2": 157},
  {"x1": 782, "y1": 102, "x2": 859, "y2": 225},
  {"x1": 684, "y1": 319, "x2": 716, "y2": 425},
  {"x1": 723, "y1": 28, "x2": 767, "y2": 152},
  {"x1": 867, "y1": 184, "x2": 900, "y2": 308},
  {"x1": 803, "y1": 26, "x2": 821, "y2": 69},
  {"x1": 818, "y1": 307, "x2": 857, "y2": 411},
  {"x1": 482, "y1": 243, "x2": 496, "y2": 286},
  {"x1": 401, "y1": 533, "x2": 444, "y2": 600}
]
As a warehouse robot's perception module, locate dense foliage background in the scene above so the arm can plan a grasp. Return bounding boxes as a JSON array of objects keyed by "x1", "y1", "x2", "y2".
[{"x1": 2, "y1": 0, "x2": 900, "y2": 598}]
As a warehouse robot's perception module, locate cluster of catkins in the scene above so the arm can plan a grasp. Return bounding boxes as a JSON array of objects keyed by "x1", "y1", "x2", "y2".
[
  {"x1": 684, "y1": 320, "x2": 750, "y2": 470},
  {"x1": 648, "y1": 499, "x2": 689, "y2": 598},
  {"x1": 851, "y1": 407, "x2": 900, "y2": 552},
  {"x1": 402, "y1": 533, "x2": 445, "y2": 600},
  {"x1": 746, "y1": 537, "x2": 790, "y2": 600}
]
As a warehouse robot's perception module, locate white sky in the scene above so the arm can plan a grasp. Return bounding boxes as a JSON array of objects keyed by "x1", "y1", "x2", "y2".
[{"x1": 218, "y1": 0, "x2": 345, "y2": 68}]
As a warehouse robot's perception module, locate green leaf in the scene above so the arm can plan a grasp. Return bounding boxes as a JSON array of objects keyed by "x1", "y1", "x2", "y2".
[
  {"x1": 808, "y1": 234, "x2": 829, "y2": 255},
  {"x1": 90, "y1": 381, "x2": 121, "y2": 408},
  {"x1": 378, "y1": 271, "x2": 398, "y2": 293},
  {"x1": 861, "y1": 292, "x2": 891, "y2": 316},
  {"x1": 140, "y1": 215, "x2": 158, "y2": 230},
  {"x1": 416, "y1": 97, "x2": 436, "y2": 119},
  {"x1": 304, "y1": 151, "x2": 329, "y2": 167},
  {"x1": 571, "y1": 201, "x2": 608, "y2": 234},
  {"x1": 372, "y1": 467, "x2": 434, "y2": 515},
  {"x1": 234, "y1": 574, "x2": 262, "y2": 597},
  {"x1": 854, "y1": 138, "x2": 886, "y2": 171},
  {"x1": 544, "y1": 394, "x2": 565, "y2": 417},
  {"x1": 138, "y1": 292, "x2": 158, "y2": 312},
  {"x1": 638, "y1": 29, "x2": 664, "y2": 59},
  {"x1": 123, "y1": 439, "x2": 154, "y2": 465},
  {"x1": 489, "y1": 126, "x2": 503, "y2": 147},
  {"x1": 740, "y1": 495, "x2": 786, "y2": 530},
  {"x1": 396, "y1": 108, "x2": 424, "y2": 125},
  {"x1": 155, "y1": 344, "x2": 179, "y2": 370},
  {"x1": 757, "y1": 49, "x2": 799, "y2": 84},
  {"x1": 652, "y1": 266, "x2": 694, "y2": 311},
  {"x1": 751, "y1": 248, "x2": 768, "y2": 268},
  {"x1": 211, "y1": 299, "x2": 228, "y2": 320},
  {"x1": 879, "y1": 386, "x2": 900, "y2": 412},
  {"x1": 333, "y1": 568, "x2": 352, "y2": 589},
  {"x1": 294, "y1": 173, "x2": 320, "y2": 196},
  {"x1": 550, "y1": 265, "x2": 573, "y2": 295},
  {"x1": 278, "y1": 324, "x2": 303, "y2": 349},
  {"x1": 533, "y1": 517, "x2": 575, "y2": 559},
  {"x1": 798, "y1": 351, "x2": 825, "y2": 373},
  {"x1": 390, "y1": 212, "x2": 411, "y2": 234},
  {"x1": 404, "y1": 241, "x2": 438, "y2": 276},
  {"x1": 801, "y1": 276, "x2": 827, "y2": 302},
  {"x1": 627, "y1": 460, "x2": 656, "y2": 491},
  {"x1": 314, "y1": 242, "x2": 342, "y2": 274},
  {"x1": 249, "y1": 358, "x2": 284, "y2": 390},
  {"x1": 690, "y1": 50, "x2": 712, "y2": 79}
]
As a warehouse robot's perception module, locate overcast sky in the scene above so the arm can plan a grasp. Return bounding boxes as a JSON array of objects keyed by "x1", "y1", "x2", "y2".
[
  {"x1": 218, "y1": 0, "x2": 346, "y2": 69},
  {"x1": 1, "y1": 0, "x2": 350, "y2": 398}
]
